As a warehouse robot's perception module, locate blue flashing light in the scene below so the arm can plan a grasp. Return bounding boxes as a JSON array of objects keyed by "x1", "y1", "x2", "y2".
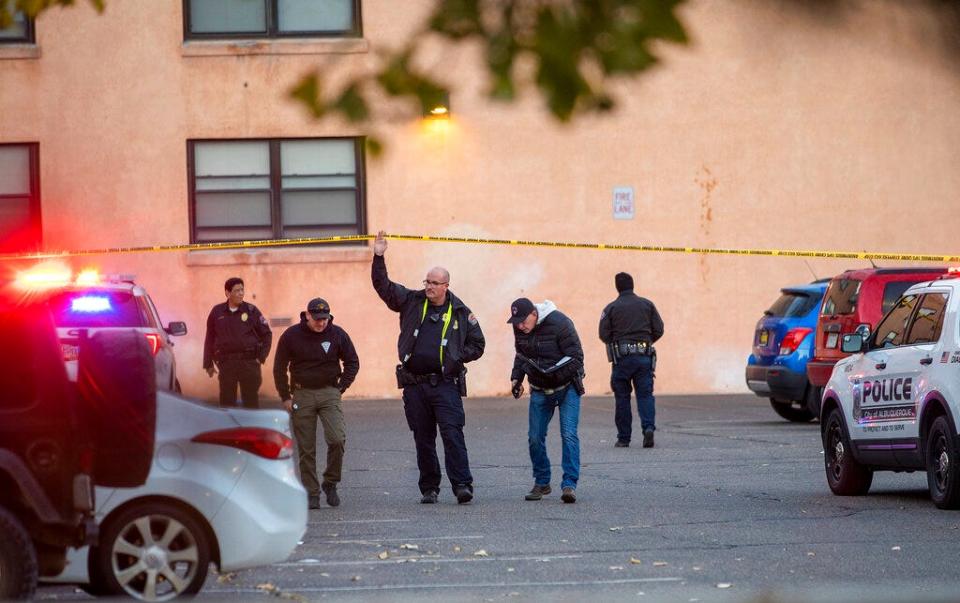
[{"x1": 71, "y1": 295, "x2": 112, "y2": 313}]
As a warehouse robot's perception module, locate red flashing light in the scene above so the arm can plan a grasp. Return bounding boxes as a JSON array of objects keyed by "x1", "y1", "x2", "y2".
[
  {"x1": 191, "y1": 428, "x2": 293, "y2": 460},
  {"x1": 780, "y1": 327, "x2": 813, "y2": 355}
]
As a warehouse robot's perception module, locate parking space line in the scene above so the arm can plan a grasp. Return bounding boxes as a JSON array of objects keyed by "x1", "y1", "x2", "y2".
[
  {"x1": 277, "y1": 553, "x2": 583, "y2": 566},
  {"x1": 210, "y1": 577, "x2": 683, "y2": 593},
  {"x1": 314, "y1": 534, "x2": 484, "y2": 544},
  {"x1": 308, "y1": 519, "x2": 409, "y2": 524}
]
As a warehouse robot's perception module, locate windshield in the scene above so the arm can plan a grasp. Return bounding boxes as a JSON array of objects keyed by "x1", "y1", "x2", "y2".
[
  {"x1": 821, "y1": 279, "x2": 861, "y2": 316},
  {"x1": 47, "y1": 290, "x2": 148, "y2": 328}
]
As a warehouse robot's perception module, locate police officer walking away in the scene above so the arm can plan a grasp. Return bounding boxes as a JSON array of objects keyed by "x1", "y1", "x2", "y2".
[
  {"x1": 203, "y1": 277, "x2": 272, "y2": 408},
  {"x1": 599, "y1": 272, "x2": 664, "y2": 448},
  {"x1": 273, "y1": 298, "x2": 359, "y2": 509},
  {"x1": 509, "y1": 298, "x2": 585, "y2": 504},
  {"x1": 371, "y1": 230, "x2": 485, "y2": 505}
]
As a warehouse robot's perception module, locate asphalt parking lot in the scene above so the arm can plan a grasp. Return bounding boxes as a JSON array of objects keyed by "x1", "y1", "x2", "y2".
[{"x1": 40, "y1": 394, "x2": 960, "y2": 602}]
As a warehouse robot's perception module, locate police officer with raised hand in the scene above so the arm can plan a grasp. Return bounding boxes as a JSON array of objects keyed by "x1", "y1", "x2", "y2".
[
  {"x1": 371, "y1": 230, "x2": 485, "y2": 505},
  {"x1": 509, "y1": 298, "x2": 585, "y2": 504},
  {"x1": 274, "y1": 298, "x2": 359, "y2": 510},
  {"x1": 203, "y1": 277, "x2": 272, "y2": 408},
  {"x1": 599, "y1": 272, "x2": 664, "y2": 448}
]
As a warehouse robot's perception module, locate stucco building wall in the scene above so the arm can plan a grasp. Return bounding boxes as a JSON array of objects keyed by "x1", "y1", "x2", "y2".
[{"x1": 2, "y1": 0, "x2": 958, "y2": 400}]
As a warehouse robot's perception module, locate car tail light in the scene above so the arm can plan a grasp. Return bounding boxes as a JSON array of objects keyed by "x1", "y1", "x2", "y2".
[
  {"x1": 144, "y1": 333, "x2": 162, "y2": 356},
  {"x1": 192, "y1": 428, "x2": 293, "y2": 459},
  {"x1": 779, "y1": 327, "x2": 812, "y2": 355}
]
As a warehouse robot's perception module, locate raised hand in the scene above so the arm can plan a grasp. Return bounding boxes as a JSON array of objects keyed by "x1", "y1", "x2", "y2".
[{"x1": 374, "y1": 230, "x2": 388, "y2": 256}]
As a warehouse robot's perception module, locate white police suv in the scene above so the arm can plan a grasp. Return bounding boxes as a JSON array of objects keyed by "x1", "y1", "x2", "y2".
[{"x1": 821, "y1": 273, "x2": 960, "y2": 508}]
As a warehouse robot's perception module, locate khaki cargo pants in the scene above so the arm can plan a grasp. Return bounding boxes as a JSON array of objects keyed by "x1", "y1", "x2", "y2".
[{"x1": 291, "y1": 386, "x2": 345, "y2": 497}]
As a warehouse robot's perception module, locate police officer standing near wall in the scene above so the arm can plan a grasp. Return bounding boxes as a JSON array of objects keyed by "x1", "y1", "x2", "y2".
[
  {"x1": 203, "y1": 277, "x2": 272, "y2": 408},
  {"x1": 371, "y1": 230, "x2": 485, "y2": 505},
  {"x1": 274, "y1": 298, "x2": 359, "y2": 510},
  {"x1": 599, "y1": 272, "x2": 664, "y2": 448}
]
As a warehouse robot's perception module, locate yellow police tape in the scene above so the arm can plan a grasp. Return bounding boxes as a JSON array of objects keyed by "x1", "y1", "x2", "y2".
[{"x1": 0, "y1": 233, "x2": 958, "y2": 263}]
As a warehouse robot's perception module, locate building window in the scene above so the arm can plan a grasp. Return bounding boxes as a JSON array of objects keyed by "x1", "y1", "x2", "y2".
[
  {"x1": 0, "y1": 144, "x2": 41, "y2": 252},
  {"x1": 184, "y1": 0, "x2": 361, "y2": 39},
  {"x1": 188, "y1": 138, "x2": 365, "y2": 244},
  {"x1": 0, "y1": 11, "x2": 34, "y2": 44}
]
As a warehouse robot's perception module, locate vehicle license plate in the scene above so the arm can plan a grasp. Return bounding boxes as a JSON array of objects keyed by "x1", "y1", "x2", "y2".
[
  {"x1": 758, "y1": 330, "x2": 769, "y2": 345},
  {"x1": 61, "y1": 343, "x2": 79, "y2": 361},
  {"x1": 826, "y1": 332, "x2": 839, "y2": 349}
]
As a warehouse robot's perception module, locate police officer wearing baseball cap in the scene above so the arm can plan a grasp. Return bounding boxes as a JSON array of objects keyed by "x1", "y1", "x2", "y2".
[
  {"x1": 599, "y1": 272, "x2": 664, "y2": 448},
  {"x1": 371, "y1": 231, "x2": 485, "y2": 505},
  {"x1": 274, "y1": 297, "x2": 359, "y2": 509},
  {"x1": 203, "y1": 277, "x2": 272, "y2": 408}
]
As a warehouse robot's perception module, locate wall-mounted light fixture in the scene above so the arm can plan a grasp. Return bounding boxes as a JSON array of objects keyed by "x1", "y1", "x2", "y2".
[{"x1": 424, "y1": 92, "x2": 450, "y2": 118}]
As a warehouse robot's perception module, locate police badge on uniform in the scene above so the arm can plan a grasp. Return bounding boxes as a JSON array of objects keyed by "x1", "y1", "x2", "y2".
[
  {"x1": 321, "y1": 341, "x2": 331, "y2": 353},
  {"x1": 241, "y1": 312, "x2": 249, "y2": 322}
]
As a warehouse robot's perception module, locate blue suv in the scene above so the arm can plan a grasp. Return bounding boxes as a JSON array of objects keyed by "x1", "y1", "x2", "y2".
[{"x1": 745, "y1": 280, "x2": 829, "y2": 422}]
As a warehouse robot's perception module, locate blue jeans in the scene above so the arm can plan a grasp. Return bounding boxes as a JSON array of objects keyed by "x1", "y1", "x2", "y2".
[
  {"x1": 612, "y1": 353, "x2": 655, "y2": 442},
  {"x1": 528, "y1": 385, "x2": 580, "y2": 489}
]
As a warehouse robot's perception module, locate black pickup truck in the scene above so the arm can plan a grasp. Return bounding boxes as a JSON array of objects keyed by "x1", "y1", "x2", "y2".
[{"x1": 0, "y1": 293, "x2": 157, "y2": 599}]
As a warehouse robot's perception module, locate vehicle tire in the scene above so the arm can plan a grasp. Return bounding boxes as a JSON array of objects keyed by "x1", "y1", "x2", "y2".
[
  {"x1": 0, "y1": 505, "x2": 38, "y2": 600},
  {"x1": 93, "y1": 501, "x2": 211, "y2": 601},
  {"x1": 926, "y1": 416, "x2": 960, "y2": 509},
  {"x1": 77, "y1": 330, "x2": 157, "y2": 488},
  {"x1": 822, "y1": 408, "x2": 873, "y2": 495},
  {"x1": 804, "y1": 385, "x2": 822, "y2": 421},
  {"x1": 769, "y1": 398, "x2": 815, "y2": 423}
]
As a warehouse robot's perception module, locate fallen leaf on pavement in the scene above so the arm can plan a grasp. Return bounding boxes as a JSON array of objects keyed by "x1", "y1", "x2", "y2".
[
  {"x1": 609, "y1": 526, "x2": 624, "y2": 532},
  {"x1": 717, "y1": 583, "x2": 732, "y2": 589},
  {"x1": 454, "y1": 546, "x2": 461, "y2": 552},
  {"x1": 351, "y1": 576, "x2": 361, "y2": 582},
  {"x1": 892, "y1": 546, "x2": 901, "y2": 551},
  {"x1": 400, "y1": 544, "x2": 420, "y2": 550},
  {"x1": 474, "y1": 549, "x2": 489, "y2": 557},
  {"x1": 378, "y1": 551, "x2": 390, "y2": 560},
  {"x1": 630, "y1": 558, "x2": 642, "y2": 565},
  {"x1": 216, "y1": 572, "x2": 236, "y2": 584},
  {"x1": 256, "y1": 583, "x2": 277, "y2": 593},
  {"x1": 653, "y1": 561, "x2": 668, "y2": 567}
]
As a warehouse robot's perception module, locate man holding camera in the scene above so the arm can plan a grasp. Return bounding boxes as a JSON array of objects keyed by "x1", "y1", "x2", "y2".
[{"x1": 509, "y1": 298, "x2": 585, "y2": 504}]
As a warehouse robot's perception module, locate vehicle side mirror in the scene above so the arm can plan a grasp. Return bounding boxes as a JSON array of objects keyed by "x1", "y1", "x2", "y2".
[
  {"x1": 166, "y1": 321, "x2": 187, "y2": 336},
  {"x1": 841, "y1": 333, "x2": 866, "y2": 353}
]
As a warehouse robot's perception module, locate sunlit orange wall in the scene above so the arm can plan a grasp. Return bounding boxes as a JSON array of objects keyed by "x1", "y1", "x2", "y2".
[{"x1": 2, "y1": 1, "x2": 959, "y2": 400}]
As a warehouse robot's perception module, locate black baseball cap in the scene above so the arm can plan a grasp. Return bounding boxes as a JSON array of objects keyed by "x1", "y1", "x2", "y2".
[
  {"x1": 507, "y1": 297, "x2": 535, "y2": 324},
  {"x1": 307, "y1": 298, "x2": 332, "y2": 320}
]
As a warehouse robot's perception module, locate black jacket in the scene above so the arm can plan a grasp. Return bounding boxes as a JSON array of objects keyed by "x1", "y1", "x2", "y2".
[
  {"x1": 598, "y1": 290, "x2": 664, "y2": 345},
  {"x1": 511, "y1": 302, "x2": 584, "y2": 389},
  {"x1": 203, "y1": 301, "x2": 272, "y2": 368},
  {"x1": 272, "y1": 316, "x2": 360, "y2": 401},
  {"x1": 371, "y1": 255, "x2": 485, "y2": 376}
]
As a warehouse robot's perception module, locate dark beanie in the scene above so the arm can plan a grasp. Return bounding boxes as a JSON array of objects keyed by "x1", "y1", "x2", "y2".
[{"x1": 615, "y1": 272, "x2": 633, "y2": 292}]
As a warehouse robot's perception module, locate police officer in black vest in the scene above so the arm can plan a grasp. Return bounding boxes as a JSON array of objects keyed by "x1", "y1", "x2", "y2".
[
  {"x1": 371, "y1": 231, "x2": 485, "y2": 505},
  {"x1": 599, "y1": 272, "x2": 664, "y2": 448},
  {"x1": 203, "y1": 277, "x2": 272, "y2": 408}
]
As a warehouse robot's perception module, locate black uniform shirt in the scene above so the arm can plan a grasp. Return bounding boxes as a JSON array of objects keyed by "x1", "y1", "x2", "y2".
[
  {"x1": 203, "y1": 301, "x2": 273, "y2": 368},
  {"x1": 598, "y1": 290, "x2": 664, "y2": 345},
  {"x1": 405, "y1": 303, "x2": 447, "y2": 375}
]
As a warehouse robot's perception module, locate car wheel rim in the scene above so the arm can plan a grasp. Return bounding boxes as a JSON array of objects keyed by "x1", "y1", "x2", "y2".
[
  {"x1": 110, "y1": 515, "x2": 199, "y2": 601},
  {"x1": 934, "y1": 435, "x2": 950, "y2": 493},
  {"x1": 827, "y1": 423, "x2": 844, "y2": 482}
]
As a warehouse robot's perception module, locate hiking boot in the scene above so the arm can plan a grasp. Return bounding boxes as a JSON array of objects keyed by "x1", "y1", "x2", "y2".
[
  {"x1": 308, "y1": 495, "x2": 321, "y2": 510},
  {"x1": 642, "y1": 429, "x2": 655, "y2": 448},
  {"x1": 420, "y1": 490, "x2": 439, "y2": 504},
  {"x1": 322, "y1": 482, "x2": 340, "y2": 507},
  {"x1": 454, "y1": 486, "x2": 473, "y2": 504},
  {"x1": 561, "y1": 487, "x2": 577, "y2": 504},
  {"x1": 524, "y1": 484, "x2": 552, "y2": 501},
  {"x1": 614, "y1": 440, "x2": 630, "y2": 448}
]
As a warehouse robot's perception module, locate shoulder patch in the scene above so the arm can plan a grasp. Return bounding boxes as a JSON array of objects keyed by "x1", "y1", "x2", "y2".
[{"x1": 468, "y1": 313, "x2": 478, "y2": 326}]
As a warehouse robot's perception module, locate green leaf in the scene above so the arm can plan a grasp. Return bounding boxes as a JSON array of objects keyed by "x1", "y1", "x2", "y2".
[{"x1": 289, "y1": 74, "x2": 325, "y2": 119}]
